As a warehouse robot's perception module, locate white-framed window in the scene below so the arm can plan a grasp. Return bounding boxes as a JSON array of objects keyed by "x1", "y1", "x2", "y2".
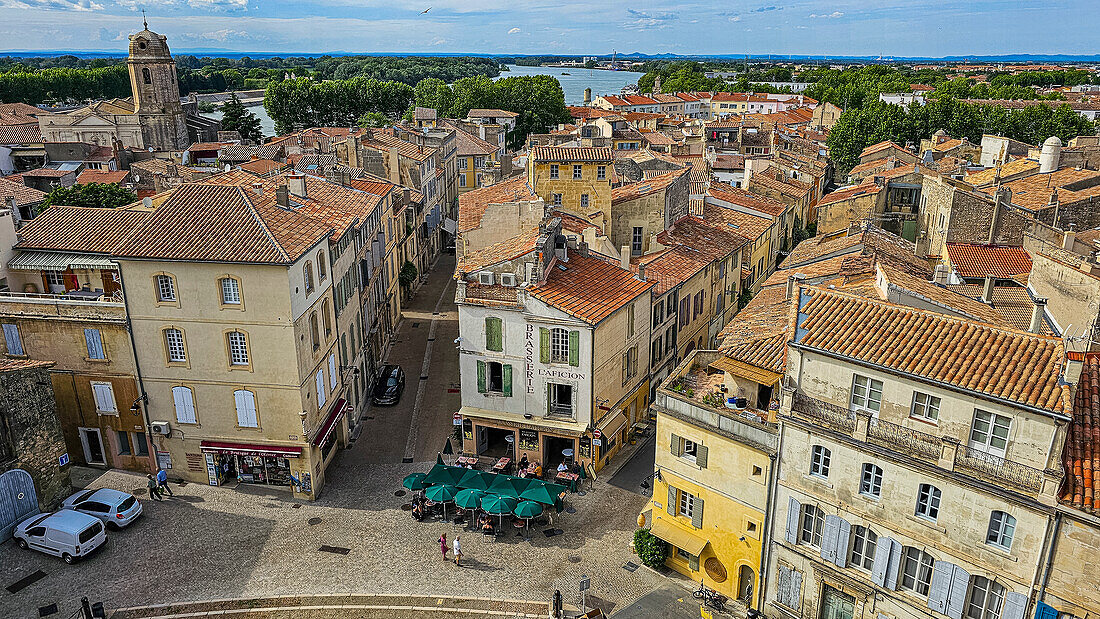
[
  {"x1": 221, "y1": 277, "x2": 241, "y2": 305},
  {"x1": 911, "y1": 391, "x2": 940, "y2": 421},
  {"x1": 234, "y1": 389, "x2": 258, "y2": 427},
  {"x1": 899, "y1": 546, "x2": 935, "y2": 596},
  {"x1": 550, "y1": 327, "x2": 569, "y2": 364},
  {"x1": 986, "y1": 511, "x2": 1016, "y2": 550},
  {"x1": 548, "y1": 382, "x2": 573, "y2": 416},
  {"x1": 799, "y1": 504, "x2": 824, "y2": 547},
  {"x1": 970, "y1": 410, "x2": 1011, "y2": 458},
  {"x1": 316, "y1": 371, "x2": 327, "y2": 407},
  {"x1": 164, "y1": 328, "x2": 186, "y2": 363},
  {"x1": 580, "y1": 193, "x2": 589, "y2": 209},
  {"x1": 2, "y1": 323, "x2": 23, "y2": 356},
  {"x1": 304, "y1": 262, "x2": 315, "y2": 294},
  {"x1": 851, "y1": 374, "x2": 883, "y2": 412},
  {"x1": 966, "y1": 576, "x2": 1006, "y2": 619},
  {"x1": 682, "y1": 439, "x2": 698, "y2": 461},
  {"x1": 810, "y1": 445, "x2": 831, "y2": 478},
  {"x1": 552, "y1": 193, "x2": 562, "y2": 207},
  {"x1": 573, "y1": 164, "x2": 583, "y2": 179},
  {"x1": 915, "y1": 483, "x2": 941, "y2": 521},
  {"x1": 172, "y1": 386, "x2": 196, "y2": 424},
  {"x1": 597, "y1": 165, "x2": 606, "y2": 180},
  {"x1": 849, "y1": 525, "x2": 877, "y2": 570},
  {"x1": 317, "y1": 251, "x2": 327, "y2": 281},
  {"x1": 91, "y1": 381, "x2": 117, "y2": 414},
  {"x1": 549, "y1": 164, "x2": 559, "y2": 179},
  {"x1": 860, "y1": 463, "x2": 883, "y2": 497},
  {"x1": 155, "y1": 274, "x2": 176, "y2": 302},
  {"x1": 678, "y1": 489, "x2": 695, "y2": 518},
  {"x1": 84, "y1": 328, "x2": 105, "y2": 360},
  {"x1": 227, "y1": 331, "x2": 249, "y2": 366},
  {"x1": 459, "y1": 174, "x2": 467, "y2": 188}
]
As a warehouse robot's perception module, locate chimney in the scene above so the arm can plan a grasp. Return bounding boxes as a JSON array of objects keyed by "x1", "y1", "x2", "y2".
[
  {"x1": 620, "y1": 246, "x2": 630, "y2": 270},
  {"x1": 1063, "y1": 224, "x2": 1076, "y2": 251},
  {"x1": 932, "y1": 264, "x2": 949, "y2": 286},
  {"x1": 786, "y1": 273, "x2": 805, "y2": 299},
  {"x1": 166, "y1": 163, "x2": 177, "y2": 176},
  {"x1": 1029, "y1": 298, "x2": 1048, "y2": 334},
  {"x1": 989, "y1": 187, "x2": 1008, "y2": 245},
  {"x1": 981, "y1": 275, "x2": 995, "y2": 303},
  {"x1": 873, "y1": 175, "x2": 885, "y2": 187},
  {"x1": 251, "y1": 182, "x2": 263, "y2": 196},
  {"x1": 637, "y1": 262, "x2": 646, "y2": 282},
  {"x1": 276, "y1": 185, "x2": 290, "y2": 209},
  {"x1": 287, "y1": 173, "x2": 307, "y2": 199},
  {"x1": 6, "y1": 196, "x2": 21, "y2": 228}
]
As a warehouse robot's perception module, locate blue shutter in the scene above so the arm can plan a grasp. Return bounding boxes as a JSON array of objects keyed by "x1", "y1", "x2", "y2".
[
  {"x1": 3, "y1": 323, "x2": 23, "y2": 356},
  {"x1": 871, "y1": 537, "x2": 899, "y2": 589},
  {"x1": 821, "y1": 514, "x2": 840, "y2": 563},
  {"x1": 928, "y1": 561, "x2": 954, "y2": 616},
  {"x1": 786, "y1": 497, "x2": 801, "y2": 544},
  {"x1": 833, "y1": 517, "x2": 851, "y2": 568},
  {"x1": 84, "y1": 328, "x2": 105, "y2": 359},
  {"x1": 1034, "y1": 601, "x2": 1058, "y2": 619}
]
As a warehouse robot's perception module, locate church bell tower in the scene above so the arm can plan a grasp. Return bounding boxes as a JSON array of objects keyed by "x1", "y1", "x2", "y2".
[{"x1": 127, "y1": 16, "x2": 188, "y2": 150}]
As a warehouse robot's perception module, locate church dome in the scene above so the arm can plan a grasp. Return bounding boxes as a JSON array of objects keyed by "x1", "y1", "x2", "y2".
[{"x1": 129, "y1": 28, "x2": 172, "y2": 61}]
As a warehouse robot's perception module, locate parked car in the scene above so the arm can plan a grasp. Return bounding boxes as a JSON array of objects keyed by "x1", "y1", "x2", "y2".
[
  {"x1": 13, "y1": 510, "x2": 107, "y2": 564},
  {"x1": 372, "y1": 364, "x2": 406, "y2": 406},
  {"x1": 61, "y1": 488, "x2": 142, "y2": 529}
]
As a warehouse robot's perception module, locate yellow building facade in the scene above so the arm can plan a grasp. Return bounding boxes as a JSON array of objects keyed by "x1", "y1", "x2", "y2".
[{"x1": 526, "y1": 146, "x2": 614, "y2": 232}]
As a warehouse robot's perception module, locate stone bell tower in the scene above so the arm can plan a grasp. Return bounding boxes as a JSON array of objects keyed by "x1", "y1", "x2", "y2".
[{"x1": 127, "y1": 16, "x2": 189, "y2": 150}]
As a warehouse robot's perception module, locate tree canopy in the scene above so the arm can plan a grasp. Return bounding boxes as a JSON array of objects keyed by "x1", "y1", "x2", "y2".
[
  {"x1": 219, "y1": 92, "x2": 264, "y2": 142},
  {"x1": 264, "y1": 77, "x2": 416, "y2": 135},
  {"x1": 41, "y1": 183, "x2": 137, "y2": 213}
]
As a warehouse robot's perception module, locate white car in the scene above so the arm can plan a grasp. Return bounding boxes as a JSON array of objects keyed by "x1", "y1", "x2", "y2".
[
  {"x1": 61, "y1": 488, "x2": 143, "y2": 529},
  {"x1": 13, "y1": 511, "x2": 107, "y2": 564}
]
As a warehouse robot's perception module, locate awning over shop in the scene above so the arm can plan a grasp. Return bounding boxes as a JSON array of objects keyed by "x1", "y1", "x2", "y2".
[
  {"x1": 597, "y1": 410, "x2": 627, "y2": 434},
  {"x1": 8, "y1": 250, "x2": 116, "y2": 272},
  {"x1": 650, "y1": 517, "x2": 709, "y2": 556},
  {"x1": 709, "y1": 356, "x2": 783, "y2": 386},
  {"x1": 199, "y1": 440, "x2": 303, "y2": 458},
  {"x1": 311, "y1": 398, "x2": 350, "y2": 447}
]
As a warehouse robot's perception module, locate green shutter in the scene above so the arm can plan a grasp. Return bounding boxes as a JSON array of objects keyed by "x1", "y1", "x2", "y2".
[
  {"x1": 539, "y1": 327, "x2": 550, "y2": 363},
  {"x1": 547, "y1": 383, "x2": 553, "y2": 414},
  {"x1": 568, "y1": 330, "x2": 580, "y2": 366},
  {"x1": 477, "y1": 360, "x2": 486, "y2": 393},
  {"x1": 485, "y1": 317, "x2": 502, "y2": 352},
  {"x1": 502, "y1": 364, "x2": 513, "y2": 397}
]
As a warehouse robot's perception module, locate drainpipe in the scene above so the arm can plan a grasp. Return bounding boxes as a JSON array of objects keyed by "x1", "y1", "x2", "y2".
[
  {"x1": 1037, "y1": 511, "x2": 1063, "y2": 600},
  {"x1": 758, "y1": 432, "x2": 782, "y2": 611},
  {"x1": 116, "y1": 265, "x2": 155, "y2": 474}
]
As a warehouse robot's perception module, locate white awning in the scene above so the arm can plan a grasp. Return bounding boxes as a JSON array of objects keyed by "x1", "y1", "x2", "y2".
[
  {"x1": 443, "y1": 217, "x2": 457, "y2": 234},
  {"x1": 8, "y1": 251, "x2": 117, "y2": 272}
]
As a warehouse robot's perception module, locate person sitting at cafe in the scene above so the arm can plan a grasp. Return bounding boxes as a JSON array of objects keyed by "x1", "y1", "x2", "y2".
[
  {"x1": 519, "y1": 454, "x2": 529, "y2": 469},
  {"x1": 533, "y1": 463, "x2": 543, "y2": 478},
  {"x1": 557, "y1": 461, "x2": 569, "y2": 473},
  {"x1": 481, "y1": 516, "x2": 495, "y2": 535},
  {"x1": 411, "y1": 499, "x2": 425, "y2": 521}
]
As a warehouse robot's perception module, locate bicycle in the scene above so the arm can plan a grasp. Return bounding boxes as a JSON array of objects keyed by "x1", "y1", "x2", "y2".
[{"x1": 693, "y1": 580, "x2": 727, "y2": 612}]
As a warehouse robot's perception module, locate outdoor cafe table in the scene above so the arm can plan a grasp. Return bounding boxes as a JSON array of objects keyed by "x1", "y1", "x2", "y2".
[
  {"x1": 492, "y1": 457, "x2": 511, "y2": 472},
  {"x1": 519, "y1": 465, "x2": 539, "y2": 478},
  {"x1": 456, "y1": 456, "x2": 478, "y2": 468},
  {"x1": 556, "y1": 471, "x2": 580, "y2": 492}
]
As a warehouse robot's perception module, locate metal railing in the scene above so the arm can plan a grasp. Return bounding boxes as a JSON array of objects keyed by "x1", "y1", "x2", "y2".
[
  {"x1": 867, "y1": 418, "x2": 942, "y2": 461},
  {"x1": 954, "y1": 445, "x2": 1044, "y2": 493},
  {"x1": 0, "y1": 289, "x2": 123, "y2": 304},
  {"x1": 791, "y1": 391, "x2": 856, "y2": 433}
]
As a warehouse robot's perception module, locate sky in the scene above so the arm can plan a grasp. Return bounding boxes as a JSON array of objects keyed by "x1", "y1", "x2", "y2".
[{"x1": 0, "y1": 0, "x2": 1096, "y2": 57}]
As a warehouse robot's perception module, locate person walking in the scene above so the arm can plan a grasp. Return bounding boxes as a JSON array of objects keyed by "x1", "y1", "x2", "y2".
[
  {"x1": 156, "y1": 468, "x2": 174, "y2": 497},
  {"x1": 452, "y1": 534, "x2": 462, "y2": 567},
  {"x1": 146, "y1": 474, "x2": 162, "y2": 501},
  {"x1": 439, "y1": 532, "x2": 449, "y2": 562}
]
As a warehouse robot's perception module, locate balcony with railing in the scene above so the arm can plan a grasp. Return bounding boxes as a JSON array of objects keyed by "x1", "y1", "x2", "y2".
[
  {"x1": 790, "y1": 390, "x2": 855, "y2": 433},
  {"x1": 0, "y1": 289, "x2": 126, "y2": 320},
  {"x1": 867, "y1": 417, "x2": 941, "y2": 462},
  {"x1": 954, "y1": 444, "x2": 1045, "y2": 493}
]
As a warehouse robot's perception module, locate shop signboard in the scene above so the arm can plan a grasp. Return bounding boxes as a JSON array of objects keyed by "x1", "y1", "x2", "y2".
[
  {"x1": 579, "y1": 436, "x2": 591, "y2": 459},
  {"x1": 518, "y1": 429, "x2": 539, "y2": 451},
  {"x1": 453, "y1": 412, "x2": 462, "y2": 426},
  {"x1": 204, "y1": 453, "x2": 218, "y2": 486}
]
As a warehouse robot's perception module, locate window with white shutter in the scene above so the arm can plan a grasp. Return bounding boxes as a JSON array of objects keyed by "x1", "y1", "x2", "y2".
[
  {"x1": 850, "y1": 526, "x2": 877, "y2": 571},
  {"x1": 234, "y1": 390, "x2": 258, "y2": 427},
  {"x1": 328, "y1": 354, "x2": 338, "y2": 393},
  {"x1": 998, "y1": 592, "x2": 1027, "y2": 619},
  {"x1": 91, "y1": 382, "x2": 117, "y2": 414},
  {"x1": 172, "y1": 386, "x2": 196, "y2": 424},
  {"x1": 316, "y1": 371, "x2": 327, "y2": 407},
  {"x1": 929, "y1": 561, "x2": 971, "y2": 619},
  {"x1": 965, "y1": 576, "x2": 1006, "y2": 619},
  {"x1": 871, "y1": 537, "x2": 902, "y2": 589},
  {"x1": 900, "y1": 547, "x2": 936, "y2": 596},
  {"x1": 84, "y1": 328, "x2": 106, "y2": 360},
  {"x1": 820, "y1": 514, "x2": 850, "y2": 568}
]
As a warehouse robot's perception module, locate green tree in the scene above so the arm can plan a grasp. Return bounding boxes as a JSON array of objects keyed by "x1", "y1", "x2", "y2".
[
  {"x1": 219, "y1": 92, "x2": 264, "y2": 142},
  {"x1": 359, "y1": 111, "x2": 388, "y2": 127},
  {"x1": 399, "y1": 261, "x2": 419, "y2": 293},
  {"x1": 633, "y1": 528, "x2": 668, "y2": 569},
  {"x1": 41, "y1": 183, "x2": 137, "y2": 213}
]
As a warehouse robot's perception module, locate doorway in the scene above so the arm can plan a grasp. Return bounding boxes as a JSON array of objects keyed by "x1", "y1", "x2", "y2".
[
  {"x1": 819, "y1": 585, "x2": 855, "y2": 619},
  {"x1": 738, "y1": 565, "x2": 755, "y2": 603},
  {"x1": 543, "y1": 435, "x2": 575, "y2": 470},
  {"x1": 79, "y1": 427, "x2": 106, "y2": 465},
  {"x1": 479, "y1": 426, "x2": 516, "y2": 459}
]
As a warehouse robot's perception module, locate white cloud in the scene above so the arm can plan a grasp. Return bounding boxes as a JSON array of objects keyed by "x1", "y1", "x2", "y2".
[
  {"x1": 507, "y1": 27, "x2": 520, "y2": 34},
  {"x1": 0, "y1": 0, "x2": 102, "y2": 11},
  {"x1": 809, "y1": 11, "x2": 844, "y2": 18},
  {"x1": 728, "y1": 15, "x2": 741, "y2": 22}
]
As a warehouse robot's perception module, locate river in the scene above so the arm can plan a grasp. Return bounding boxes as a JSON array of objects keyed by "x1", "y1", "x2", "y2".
[{"x1": 201, "y1": 64, "x2": 644, "y2": 139}]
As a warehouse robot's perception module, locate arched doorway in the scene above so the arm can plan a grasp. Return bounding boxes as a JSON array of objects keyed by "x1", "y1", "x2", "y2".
[
  {"x1": 0, "y1": 469, "x2": 38, "y2": 542},
  {"x1": 737, "y1": 565, "x2": 755, "y2": 603}
]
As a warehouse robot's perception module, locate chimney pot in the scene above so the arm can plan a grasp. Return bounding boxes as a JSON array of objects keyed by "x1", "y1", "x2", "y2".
[
  {"x1": 620, "y1": 246, "x2": 630, "y2": 270},
  {"x1": 1029, "y1": 297, "x2": 1048, "y2": 333},
  {"x1": 286, "y1": 173, "x2": 307, "y2": 199},
  {"x1": 637, "y1": 262, "x2": 646, "y2": 282},
  {"x1": 276, "y1": 185, "x2": 290, "y2": 208},
  {"x1": 981, "y1": 275, "x2": 995, "y2": 303},
  {"x1": 786, "y1": 273, "x2": 806, "y2": 299},
  {"x1": 252, "y1": 182, "x2": 263, "y2": 196}
]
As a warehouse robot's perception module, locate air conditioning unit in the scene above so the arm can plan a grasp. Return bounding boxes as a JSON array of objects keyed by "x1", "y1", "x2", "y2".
[
  {"x1": 500, "y1": 273, "x2": 517, "y2": 287},
  {"x1": 150, "y1": 421, "x2": 171, "y2": 436},
  {"x1": 478, "y1": 271, "x2": 495, "y2": 286}
]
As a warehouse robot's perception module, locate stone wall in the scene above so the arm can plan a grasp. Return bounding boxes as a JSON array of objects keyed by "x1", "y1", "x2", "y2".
[{"x1": 0, "y1": 365, "x2": 71, "y2": 510}]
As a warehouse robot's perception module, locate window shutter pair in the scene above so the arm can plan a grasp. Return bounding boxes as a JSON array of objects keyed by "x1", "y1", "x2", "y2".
[
  {"x1": 1001, "y1": 593, "x2": 1029, "y2": 619},
  {"x1": 666, "y1": 485, "x2": 676, "y2": 516},
  {"x1": 539, "y1": 328, "x2": 550, "y2": 363},
  {"x1": 820, "y1": 514, "x2": 851, "y2": 568},
  {"x1": 172, "y1": 386, "x2": 196, "y2": 424},
  {"x1": 476, "y1": 360, "x2": 487, "y2": 393},
  {"x1": 328, "y1": 355, "x2": 337, "y2": 393},
  {"x1": 91, "y1": 382, "x2": 116, "y2": 413},
  {"x1": 84, "y1": 328, "x2": 105, "y2": 360},
  {"x1": 928, "y1": 561, "x2": 970, "y2": 619},
  {"x1": 871, "y1": 537, "x2": 902, "y2": 590},
  {"x1": 235, "y1": 390, "x2": 258, "y2": 427},
  {"x1": 785, "y1": 496, "x2": 801, "y2": 544},
  {"x1": 776, "y1": 565, "x2": 802, "y2": 610},
  {"x1": 670, "y1": 433, "x2": 683, "y2": 456},
  {"x1": 691, "y1": 497, "x2": 704, "y2": 528},
  {"x1": 568, "y1": 330, "x2": 580, "y2": 366},
  {"x1": 696, "y1": 444, "x2": 708, "y2": 468},
  {"x1": 485, "y1": 317, "x2": 503, "y2": 352}
]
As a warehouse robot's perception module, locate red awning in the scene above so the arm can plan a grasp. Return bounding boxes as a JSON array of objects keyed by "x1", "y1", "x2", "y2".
[
  {"x1": 311, "y1": 398, "x2": 350, "y2": 447},
  {"x1": 199, "y1": 441, "x2": 303, "y2": 458}
]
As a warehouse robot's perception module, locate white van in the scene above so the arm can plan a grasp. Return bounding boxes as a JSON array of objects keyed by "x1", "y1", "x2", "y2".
[{"x1": 13, "y1": 510, "x2": 107, "y2": 564}]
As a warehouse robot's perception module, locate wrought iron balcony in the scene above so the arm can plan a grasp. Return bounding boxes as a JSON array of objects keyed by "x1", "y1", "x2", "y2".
[
  {"x1": 954, "y1": 445, "x2": 1044, "y2": 493},
  {"x1": 790, "y1": 391, "x2": 856, "y2": 433},
  {"x1": 867, "y1": 418, "x2": 942, "y2": 461}
]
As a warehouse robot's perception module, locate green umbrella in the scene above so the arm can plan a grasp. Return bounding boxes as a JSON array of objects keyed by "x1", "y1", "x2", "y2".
[
  {"x1": 513, "y1": 500, "x2": 544, "y2": 519},
  {"x1": 425, "y1": 484, "x2": 458, "y2": 521},
  {"x1": 519, "y1": 480, "x2": 569, "y2": 505},
  {"x1": 454, "y1": 488, "x2": 486, "y2": 511},
  {"x1": 482, "y1": 494, "x2": 519, "y2": 530},
  {"x1": 423, "y1": 464, "x2": 466, "y2": 487},
  {"x1": 487, "y1": 474, "x2": 531, "y2": 498},
  {"x1": 402, "y1": 472, "x2": 427, "y2": 492},
  {"x1": 457, "y1": 469, "x2": 493, "y2": 491}
]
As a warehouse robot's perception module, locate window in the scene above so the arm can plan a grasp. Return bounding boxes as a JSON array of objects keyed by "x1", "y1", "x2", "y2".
[
  {"x1": 915, "y1": 483, "x2": 941, "y2": 521},
  {"x1": 678, "y1": 489, "x2": 695, "y2": 518},
  {"x1": 304, "y1": 262, "x2": 315, "y2": 294},
  {"x1": 667, "y1": 290, "x2": 678, "y2": 318},
  {"x1": 328, "y1": 354, "x2": 337, "y2": 393},
  {"x1": 486, "y1": 361, "x2": 504, "y2": 393},
  {"x1": 485, "y1": 316, "x2": 503, "y2": 352},
  {"x1": 84, "y1": 328, "x2": 105, "y2": 360},
  {"x1": 459, "y1": 174, "x2": 467, "y2": 188},
  {"x1": 550, "y1": 327, "x2": 570, "y2": 364},
  {"x1": 310, "y1": 312, "x2": 320, "y2": 351},
  {"x1": 966, "y1": 577, "x2": 1006, "y2": 619},
  {"x1": 912, "y1": 392, "x2": 940, "y2": 421},
  {"x1": 134, "y1": 432, "x2": 149, "y2": 457},
  {"x1": 986, "y1": 511, "x2": 1016, "y2": 550},
  {"x1": 155, "y1": 274, "x2": 176, "y2": 302},
  {"x1": 573, "y1": 164, "x2": 583, "y2": 179},
  {"x1": 580, "y1": 193, "x2": 589, "y2": 209},
  {"x1": 860, "y1": 463, "x2": 883, "y2": 497},
  {"x1": 221, "y1": 277, "x2": 241, "y2": 305},
  {"x1": 91, "y1": 381, "x2": 117, "y2": 414},
  {"x1": 227, "y1": 331, "x2": 249, "y2": 366},
  {"x1": 652, "y1": 300, "x2": 664, "y2": 328},
  {"x1": 172, "y1": 386, "x2": 196, "y2": 424},
  {"x1": 682, "y1": 439, "x2": 698, "y2": 460},
  {"x1": 552, "y1": 193, "x2": 562, "y2": 207},
  {"x1": 548, "y1": 382, "x2": 573, "y2": 416},
  {"x1": 621, "y1": 347, "x2": 638, "y2": 384},
  {"x1": 317, "y1": 251, "x2": 327, "y2": 281},
  {"x1": 164, "y1": 328, "x2": 186, "y2": 363},
  {"x1": 799, "y1": 504, "x2": 824, "y2": 546},
  {"x1": 900, "y1": 547, "x2": 935, "y2": 595},
  {"x1": 851, "y1": 374, "x2": 883, "y2": 412},
  {"x1": 316, "y1": 371, "x2": 327, "y2": 407},
  {"x1": 849, "y1": 526, "x2": 877, "y2": 570},
  {"x1": 116, "y1": 430, "x2": 131, "y2": 456},
  {"x1": 549, "y1": 164, "x2": 559, "y2": 179},
  {"x1": 810, "y1": 445, "x2": 831, "y2": 478},
  {"x1": 322, "y1": 301, "x2": 333, "y2": 338},
  {"x1": 597, "y1": 165, "x2": 606, "y2": 180},
  {"x1": 627, "y1": 304, "x2": 635, "y2": 337},
  {"x1": 142, "y1": 67, "x2": 151, "y2": 84},
  {"x1": 970, "y1": 410, "x2": 1011, "y2": 457},
  {"x1": 632, "y1": 227, "x2": 644, "y2": 254},
  {"x1": 234, "y1": 389, "x2": 258, "y2": 427}
]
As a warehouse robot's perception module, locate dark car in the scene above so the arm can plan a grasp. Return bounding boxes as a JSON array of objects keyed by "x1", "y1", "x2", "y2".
[{"x1": 372, "y1": 365, "x2": 406, "y2": 406}]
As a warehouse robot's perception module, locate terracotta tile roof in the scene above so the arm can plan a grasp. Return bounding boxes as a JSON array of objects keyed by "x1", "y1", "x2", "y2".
[
  {"x1": 749, "y1": 168, "x2": 811, "y2": 200},
  {"x1": 456, "y1": 227, "x2": 541, "y2": 274},
  {"x1": 701, "y1": 201, "x2": 773, "y2": 242},
  {"x1": 766, "y1": 226, "x2": 930, "y2": 289},
  {"x1": 876, "y1": 263, "x2": 1008, "y2": 327},
  {"x1": 458, "y1": 175, "x2": 537, "y2": 234},
  {"x1": 980, "y1": 167, "x2": 1100, "y2": 212},
  {"x1": 0, "y1": 124, "x2": 41, "y2": 144},
  {"x1": 553, "y1": 209, "x2": 602, "y2": 236},
  {"x1": 360, "y1": 132, "x2": 434, "y2": 162},
  {"x1": 859, "y1": 141, "x2": 909, "y2": 160},
  {"x1": 530, "y1": 146, "x2": 613, "y2": 163},
  {"x1": 21, "y1": 167, "x2": 72, "y2": 178},
  {"x1": 0, "y1": 358, "x2": 54, "y2": 372},
  {"x1": 946, "y1": 243, "x2": 1032, "y2": 279},
  {"x1": 468, "y1": 109, "x2": 518, "y2": 118},
  {"x1": 568, "y1": 107, "x2": 618, "y2": 120},
  {"x1": 187, "y1": 142, "x2": 230, "y2": 153},
  {"x1": 623, "y1": 95, "x2": 659, "y2": 106},
  {"x1": 718, "y1": 285, "x2": 791, "y2": 374},
  {"x1": 786, "y1": 233, "x2": 865, "y2": 267},
  {"x1": 0, "y1": 176, "x2": 47, "y2": 207},
  {"x1": 658, "y1": 216, "x2": 750, "y2": 263},
  {"x1": 238, "y1": 158, "x2": 284, "y2": 175},
  {"x1": 611, "y1": 168, "x2": 689, "y2": 205},
  {"x1": 945, "y1": 283, "x2": 1052, "y2": 334},
  {"x1": 631, "y1": 245, "x2": 709, "y2": 295},
  {"x1": 818, "y1": 182, "x2": 883, "y2": 206},
  {"x1": 965, "y1": 159, "x2": 1039, "y2": 187},
  {"x1": 452, "y1": 127, "x2": 498, "y2": 157},
  {"x1": 528, "y1": 253, "x2": 653, "y2": 325},
  {"x1": 640, "y1": 131, "x2": 677, "y2": 147},
  {"x1": 75, "y1": 169, "x2": 130, "y2": 185},
  {"x1": 933, "y1": 138, "x2": 964, "y2": 152},
  {"x1": 598, "y1": 95, "x2": 630, "y2": 107},
  {"x1": 709, "y1": 185, "x2": 789, "y2": 218},
  {"x1": 0, "y1": 103, "x2": 40, "y2": 117},
  {"x1": 713, "y1": 154, "x2": 745, "y2": 170},
  {"x1": 1062, "y1": 352, "x2": 1100, "y2": 513},
  {"x1": 792, "y1": 287, "x2": 1069, "y2": 414},
  {"x1": 16, "y1": 206, "x2": 148, "y2": 254}
]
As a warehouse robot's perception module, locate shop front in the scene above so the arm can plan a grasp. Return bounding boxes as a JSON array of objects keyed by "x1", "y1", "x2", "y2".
[
  {"x1": 458, "y1": 411, "x2": 583, "y2": 471},
  {"x1": 199, "y1": 441, "x2": 303, "y2": 489}
]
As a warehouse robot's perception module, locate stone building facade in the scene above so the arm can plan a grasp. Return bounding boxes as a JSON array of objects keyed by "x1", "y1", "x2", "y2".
[{"x1": 0, "y1": 359, "x2": 72, "y2": 511}]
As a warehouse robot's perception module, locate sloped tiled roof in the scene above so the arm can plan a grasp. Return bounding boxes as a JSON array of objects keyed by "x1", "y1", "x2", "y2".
[
  {"x1": 16, "y1": 206, "x2": 149, "y2": 254},
  {"x1": 792, "y1": 287, "x2": 1068, "y2": 414},
  {"x1": 0, "y1": 124, "x2": 41, "y2": 144},
  {"x1": 530, "y1": 146, "x2": 613, "y2": 163},
  {"x1": 719, "y1": 285, "x2": 792, "y2": 374},
  {"x1": 1062, "y1": 352, "x2": 1100, "y2": 513},
  {"x1": 659, "y1": 216, "x2": 750, "y2": 263},
  {"x1": 0, "y1": 176, "x2": 47, "y2": 208},
  {"x1": 452, "y1": 127, "x2": 498, "y2": 157},
  {"x1": 875, "y1": 263, "x2": 1009, "y2": 327},
  {"x1": 456, "y1": 227, "x2": 541, "y2": 275},
  {"x1": 75, "y1": 169, "x2": 130, "y2": 185},
  {"x1": 528, "y1": 253, "x2": 653, "y2": 325},
  {"x1": 468, "y1": 109, "x2": 518, "y2": 118},
  {"x1": 611, "y1": 168, "x2": 689, "y2": 205},
  {"x1": 964, "y1": 159, "x2": 1038, "y2": 188},
  {"x1": 631, "y1": 245, "x2": 709, "y2": 295},
  {"x1": 702, "y1": 201, "x2": 773, "y2": 242},
  {"x1": 946, "y1": 243, "x2": 1032, "y2": 279},
  {"x1": 457, "y1": 175, "x2": 538, "y2": 234},
  {"x1": 238, "y1": 158, "x2": 284, "y2": 175},
  {"x1": 707, "y1": 186, "x2": 789, "y2": 219}
]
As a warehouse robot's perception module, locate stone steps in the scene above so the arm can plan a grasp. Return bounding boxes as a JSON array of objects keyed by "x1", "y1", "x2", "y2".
[{"x1": 109, "y1": 595, "x2": 549, "y2": 619}]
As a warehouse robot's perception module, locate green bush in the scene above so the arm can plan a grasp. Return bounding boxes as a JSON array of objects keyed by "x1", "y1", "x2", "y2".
[{"x1": 633, "y1": 527, "x2": 668, "y2": 569}]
